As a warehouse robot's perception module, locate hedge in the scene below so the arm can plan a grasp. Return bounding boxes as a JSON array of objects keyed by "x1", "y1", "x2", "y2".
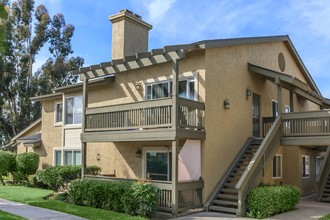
[
  {"x1": 35, "y1": 165, "x2": 101, "y2": 191},
  {"x1": 16, "y1": 152, "x2": 39, "y2": 176},
  {"x1": 69, "y1": 179, "x2": 160, "y2": 217},
  {"x1": 0, "y1": 151, "x2": 16, "y2": 185},
  {"x1": 247, "y1": 185, "x2": 301, "y2": 218}
]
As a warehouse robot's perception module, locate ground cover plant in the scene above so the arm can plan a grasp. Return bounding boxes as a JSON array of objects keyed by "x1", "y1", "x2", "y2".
[
  {"x1": 0, "y1": 186, "x2": 145, "y2": 220},
  {"x1": 247, "y1": 185, "x2": 301, "y2": 219}
]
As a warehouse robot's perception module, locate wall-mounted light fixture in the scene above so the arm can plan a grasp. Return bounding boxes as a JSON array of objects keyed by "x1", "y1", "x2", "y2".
[
  {"x1": 135, "y1": 82, "x2": 143, "y2": 91},
  {"x1": 246, "y1": 87, "x2": 252, "y2": 99},
  {"x1": 136, "y1": 148, "x2": 142, "y2": 158},
  {"x1": 224, "y1": 98, "x2": 230, "y2": 109},
  {"x1": 96, "y1": 153, "x2": 101, "y2": 161}
]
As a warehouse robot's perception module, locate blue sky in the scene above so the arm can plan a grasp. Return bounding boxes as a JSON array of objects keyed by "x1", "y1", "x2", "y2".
[{"x1": 34, "y1": 0, "x2": 330, "y2": 97}]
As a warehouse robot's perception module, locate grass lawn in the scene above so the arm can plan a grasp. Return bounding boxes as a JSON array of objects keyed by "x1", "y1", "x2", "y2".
[
  {"x1": 0, "y1": 210, "x2": 26, "y2": 220},
  {"x1": 0, "y1": 186, "x2": 146, "y2": 220},
  {"x1": 321, "y1": 214, "x2": 330, "y2": 220}
]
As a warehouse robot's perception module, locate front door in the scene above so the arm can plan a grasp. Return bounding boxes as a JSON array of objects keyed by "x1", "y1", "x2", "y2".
[{"x1": 252, "y1": 93, "x2": 260, "y2": 137}]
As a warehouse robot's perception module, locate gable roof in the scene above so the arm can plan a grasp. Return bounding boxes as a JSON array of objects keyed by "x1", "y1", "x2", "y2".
[{"x1": 71, "y1": 35, "x2": 321, "y2": 96}]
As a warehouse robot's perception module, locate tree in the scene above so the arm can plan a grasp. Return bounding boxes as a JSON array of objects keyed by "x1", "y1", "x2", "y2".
[{"x1": 0, "y1": 0, "x2": 83, "y2": 145}]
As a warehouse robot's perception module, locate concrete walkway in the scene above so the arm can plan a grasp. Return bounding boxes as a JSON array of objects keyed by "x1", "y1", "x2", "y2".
[
  {"x1": 0, "y1": 199, "x2": 86, "y2": 220},
  {"x1": 174, "y1": 194, "x2": 330, "y2": 220}
]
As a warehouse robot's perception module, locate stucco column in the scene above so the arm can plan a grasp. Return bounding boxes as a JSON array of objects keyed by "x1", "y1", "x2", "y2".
[
  {"x1": 171, "y1": 139, "x2": 179, "y2": 215},
  {"x1": 81, "y1": 77, "x2": 89, "y2": 178}
]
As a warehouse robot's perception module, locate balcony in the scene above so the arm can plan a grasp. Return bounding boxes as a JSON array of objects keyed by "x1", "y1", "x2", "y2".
[
  {"x1": 262, "y1": 110, "x2": 330, "y2": 146},
  {"x1": 81, "y1": 97, "x2": 205, "y2": 142}
]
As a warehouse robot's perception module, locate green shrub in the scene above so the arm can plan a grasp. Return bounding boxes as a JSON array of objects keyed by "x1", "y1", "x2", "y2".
[
  {"x1": 16, "y1": 152, "x2": 39, "y2": 176},
  {"x1": 36, "y1": 165, "x2": 102, "y2": 191},
  {"x1": 247, "y1": 185, "x2": 301, "y2": 218},
  {"x1": 0, "y1": 151, "x2": 16, "y2": 185},
  {"x1": 85, "y1": 166, "x2": 101, "y2": 175},
  {"x1": 36, "y1": 165, "x2": 81, "y2": 191},
  {"x1": 69, "y1": 179, "x2": 160, "y2": 217}
]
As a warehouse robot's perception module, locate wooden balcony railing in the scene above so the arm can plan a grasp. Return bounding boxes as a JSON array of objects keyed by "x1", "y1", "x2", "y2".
[
  {"x1": 282, "y1": 110, "x2": 330, "y2": 137},
  {"x1": 262, "y1": 117, "x2": 276, "y2": 137},
  {"x1": 84, "y1": 175, "x2": 203, "y2": 214},
  {"x1": 84, "y1": 97, "x2": 204, "y2": 132}
]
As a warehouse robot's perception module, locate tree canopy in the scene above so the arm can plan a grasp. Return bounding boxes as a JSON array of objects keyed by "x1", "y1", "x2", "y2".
[{"x1": 0, "y1": 0, "x2": 84, "y2": 145}]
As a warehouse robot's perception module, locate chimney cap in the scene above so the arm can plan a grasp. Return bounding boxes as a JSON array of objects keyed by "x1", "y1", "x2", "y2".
[{"x1": 109, "y1": 9, "x2": 152, "y2": 30}]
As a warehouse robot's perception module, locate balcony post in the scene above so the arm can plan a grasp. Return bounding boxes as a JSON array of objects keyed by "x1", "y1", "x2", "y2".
[
  {"x1": 81, "y1": 77, "x2": 89, "y2": 178},
  {"x1": 276, "y1": 78, "x2": 282, "y2": 116},
  {"x1": 172, "y1": 59, "x2": 179, "y2": 128},
  {"x1": 171, "y1": 138, "x2": 179, "y2": 215},
  {"x1": 289, "y1": 90, "x2": 294, "y2": 112}
]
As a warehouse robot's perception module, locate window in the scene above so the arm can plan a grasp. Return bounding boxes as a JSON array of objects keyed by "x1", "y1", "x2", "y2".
[
  {"x1": 64, "y1": 150, "x2": 81, "y2": 165},
  {"x1": 54, "y1": 150, "x2": 62, "y2": 166},
  {"x1": 272, "y1": 154, "x2": 282, "y2": 178},
  {"x1": 302, "y1": 155, "x2": 310, "y2": 178},
  {"x1": 145, "y1": 151, "x2": 172, "y2": 181},
  {"x1": 146, "y1": 79, "x2": 195, "y2": 100},
  {"x1": 54, "y1": 150, "x2": 81, "y2": 166},
  {"x1": 179, "y1": 79, "x2": 195, "y2": 100},
  {"x1": 316, "y1": 156, "x2": 322, "y2": 175},
  {"x1": 65, "y1": 96, "x2": 82, "y2": 125},
  {"x1": 285, "y1": 105, "x2": 291, "y2": 128},
  {"x1": 272, "y1": 100, "x2": 278, "y2": 118},
  {"x1": 55, "y1": 102, "x2": 63, "y2": 124}
]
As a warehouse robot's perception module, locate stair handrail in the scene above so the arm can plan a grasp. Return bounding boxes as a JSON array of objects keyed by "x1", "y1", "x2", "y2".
[
  {"x1": 204, "y1": 137, "x2": 254, "y2": 210},
  {"x1": 316, "y1": 147, "x2": 330, "y2": 201},
  {"x1": 235, "y1": 116, "x2": 282, "y2": 216}
]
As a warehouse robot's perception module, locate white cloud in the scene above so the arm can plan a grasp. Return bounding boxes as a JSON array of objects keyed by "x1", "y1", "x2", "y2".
[{"x1": 142, "y1": 0, "x2": 177, "y2": 24}]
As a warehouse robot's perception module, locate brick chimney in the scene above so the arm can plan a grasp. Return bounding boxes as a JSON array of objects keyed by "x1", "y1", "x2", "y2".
[{"x1": 109, "y1": 9, "x2": 152, "y2": 60}]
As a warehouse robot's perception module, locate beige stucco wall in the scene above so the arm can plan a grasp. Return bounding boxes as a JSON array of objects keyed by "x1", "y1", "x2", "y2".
[
  {"x1": 39, "y1": 99, "x2": 63, "y2": 168},
  {"x1": 201, "y1": 41, "x2": 322, "y2": 201}
]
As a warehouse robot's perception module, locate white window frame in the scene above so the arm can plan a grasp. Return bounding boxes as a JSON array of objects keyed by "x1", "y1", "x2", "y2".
[
  {"x1": 53, "y1": 148, "x2": 82, "y2": 166},
  {"x1": 302, "y1": 155, "x2": 310, "y2": 178},
  {"x1": 145, "y1": 77, "x2": 196, "y2": 101},
  {"x1": 54, "y1": 101, "x2": 63, "y2": 126},
  {"x1": 142, "y1": 148, "x2": 172, "y2": 181},
  {"x1": 64, "y1": 94, "x2": 82, "y2": 126},
  {"x1": 271, "y1": 99, "x2": 278, "y2": 118},
  {"x1": 285, "y1": 105, "x2": 291, "y2": 128},
  {"x1": 272, "y1": 154, "x2": 282, "y2": 179}
]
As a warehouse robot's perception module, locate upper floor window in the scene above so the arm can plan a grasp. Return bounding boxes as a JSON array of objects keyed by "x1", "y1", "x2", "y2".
[
  {"x1": 65, "y1": 95, "x2": 82, "y2": 125},
  {"x1": 55, "y1": 102, "x2": 63, "y2": 124},
  {"x1": 145, "y1": 78, "x2": 195, "y2": 100}
]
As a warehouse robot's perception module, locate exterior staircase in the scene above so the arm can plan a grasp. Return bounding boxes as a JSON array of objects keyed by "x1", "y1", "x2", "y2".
[
  {"x1": 318, "y1": 147, "x2": 330, "y2": 203},
  {"x1": 320, "y1": 175, "x2": 330, "y2": 202},
  {"x1": 208, "y1": 137, "x2": 262, "y2": 215}
]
